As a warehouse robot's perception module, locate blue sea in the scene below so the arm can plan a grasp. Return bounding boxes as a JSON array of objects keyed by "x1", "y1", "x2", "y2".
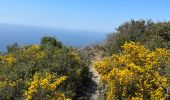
[{"x1": 0, "y1": 23, "x2": 106, "y2": 52}]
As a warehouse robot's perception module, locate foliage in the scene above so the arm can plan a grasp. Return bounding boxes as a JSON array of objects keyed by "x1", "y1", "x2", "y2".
[
  {"x1": 0, "y1": 36, "x2": 88, "y2": 100},
  {"x1": 24, "y1": 72, "x2": 68, "y2": 100},
  {"x1": 41, "y1": 36, "x2": 62, "y2": 49},
  {"x1": 1, "y1": 19, "x2": 170, "y2": 100},
  {"x1": 94, "y1": 42, "x2": 170, "y2": 100},
  {"x1": 105, "y1": 20, "x2": 170, "y2": 55},
  {"x1": 7, "y1": 43, "x2": 20, "y2": 53}
]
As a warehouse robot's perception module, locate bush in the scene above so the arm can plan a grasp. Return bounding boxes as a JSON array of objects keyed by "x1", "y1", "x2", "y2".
[
  {"x1": 94, "y1": 42, "x2": 170, "y2": 100},
  {"x1": 105, "y1": 20, "x2": 170, "y2": 55},
  {"x1": 0, "y1": 36, "x2": 88, "y2": 99},
  {"x1": 41, "y1": 36, "x2": 62, "y2": 49}
]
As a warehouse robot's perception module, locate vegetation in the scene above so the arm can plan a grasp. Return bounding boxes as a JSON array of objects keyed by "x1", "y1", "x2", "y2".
[
  {"x1": 94, "y1": 42, "x2": 170, "y2": 99},
  {"x1": 0, "y1": 20, "x2": 170, "y2": 100},
  {"x1": 0, "y1": 36, "x2": 88, "y2": 99},
  {"x1": 92, "y1": 20, "x2": 170, "y2": 100},
  {"x1": 105, "y1": 20, "x2": 170, "y2": 55}
]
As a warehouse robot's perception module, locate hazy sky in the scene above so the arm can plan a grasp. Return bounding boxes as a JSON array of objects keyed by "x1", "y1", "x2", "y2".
[{"x1": 0, "y1": 0, "x2": 170, "y2": 32}]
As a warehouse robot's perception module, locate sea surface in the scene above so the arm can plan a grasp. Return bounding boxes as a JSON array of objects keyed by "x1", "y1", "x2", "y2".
[{"x1": 0, "y1": 23, "x2": 106, "y2": 52}]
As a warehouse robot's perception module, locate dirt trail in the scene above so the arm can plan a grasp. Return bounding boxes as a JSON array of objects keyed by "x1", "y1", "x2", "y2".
[
  {"x1": 75, "y1": 54, "x2": 101, "y2": 100},
  {"x1": 89, "y1": 55, "x2": 101, "y2": 100}
]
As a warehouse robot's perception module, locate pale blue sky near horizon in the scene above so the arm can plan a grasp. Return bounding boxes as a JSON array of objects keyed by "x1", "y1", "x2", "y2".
[{"x1": 0, "y1": 0, "x2": 170, "y2": 32}]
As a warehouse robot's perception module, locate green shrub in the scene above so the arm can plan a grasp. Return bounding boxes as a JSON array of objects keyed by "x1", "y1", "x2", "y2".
[{"x1": 0, "y1": 36, "x2": 88, "y2": 99}]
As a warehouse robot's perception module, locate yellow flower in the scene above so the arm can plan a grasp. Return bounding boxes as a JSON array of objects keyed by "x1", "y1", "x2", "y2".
[
  {"x1": 24, "y1": 72, "x2": 68, "y2": 100},
  {"x1": 94, "y1": 42, "x2": 170, "y2": 100}
]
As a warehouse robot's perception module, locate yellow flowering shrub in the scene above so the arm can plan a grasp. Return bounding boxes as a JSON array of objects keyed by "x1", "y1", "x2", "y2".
[
  {"x1": 94, "y1": 42, "x2": 170, "y2": 100},
  {"x1": 69, "y1": 52, "x2": 81, "y2": 60},
  {"x1": 67, "y1": 51, "x2": 82, "y2": 65},
  {"x1": 19, "y1": 45, "x2": 46, "y2": 61},
  {"x1": 0, "y1": 37, "x2": 89, "y2": 99},
  {"x1": 24, "y1": 72, "x2": 69, "y2": 100},
  {"x1": 0, "y1": 54, "x2": 16, "y2": 66},
  {"x1": 0, "y1": 79, "x2": 21, "y2": 88}
]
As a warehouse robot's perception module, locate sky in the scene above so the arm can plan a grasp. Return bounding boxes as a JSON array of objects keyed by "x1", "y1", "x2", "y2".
[{"x1": 0, "y1": 0, "x2": 170, "y2": 32}]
